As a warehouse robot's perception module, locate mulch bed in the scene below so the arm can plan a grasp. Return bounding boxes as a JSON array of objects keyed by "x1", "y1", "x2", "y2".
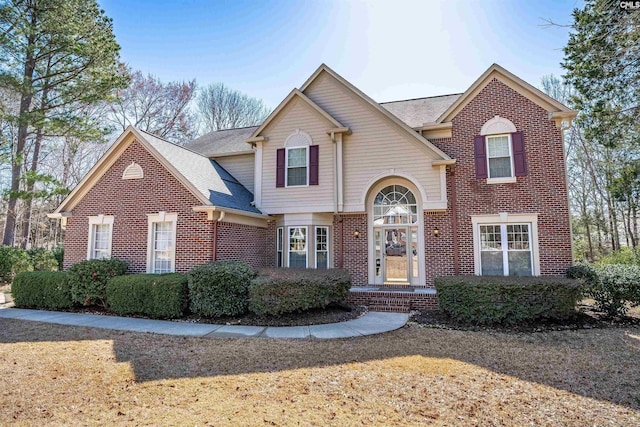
[
  {"x1": 410, "y1": 302, "x2": 640, "y2": 333},
  {"x1": 56, "y1": 303, "x2": 367, "y2": 327}
]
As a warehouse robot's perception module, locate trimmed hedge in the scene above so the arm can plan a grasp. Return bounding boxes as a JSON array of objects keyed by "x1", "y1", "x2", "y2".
[
  {"x1": 568, "y1": 263, "x2": 640, "y2": 317},
  {"x1": 188, "y1": 261, "x2": 255, "y2": 317},
  {"x1": 12, "y1": 271, "x2": 73, "y2": 309},
  {"x1": 106, "y1": 273, "x2": 188, "y2": 319},
  {"x1": 249, "y1": 268, "x2": 351, "y2": 316},
  {"x1": 68, "y1": 258, "x2": 128, "y2": 307},
  {"x1": 435, "y1": 275, "x2": 582, "y2": 325}
]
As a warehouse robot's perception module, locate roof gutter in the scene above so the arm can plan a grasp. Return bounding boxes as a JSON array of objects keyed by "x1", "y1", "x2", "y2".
[
  {"x1": 46, "y1": 212, "x2": 72, "y2": 229},
  {"x1": 192, "y1": 205, "x2": 271, "y2": 221}
]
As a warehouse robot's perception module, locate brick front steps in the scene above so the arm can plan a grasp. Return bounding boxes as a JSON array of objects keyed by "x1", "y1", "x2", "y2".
[{"x1": 348, "y1": 287, "x2": 438, "y2": 313}]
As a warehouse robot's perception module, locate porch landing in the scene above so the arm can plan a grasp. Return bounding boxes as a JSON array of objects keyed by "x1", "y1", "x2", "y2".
[{"x1": 348, "y1": 287, "x2": 438, "y2": 313}]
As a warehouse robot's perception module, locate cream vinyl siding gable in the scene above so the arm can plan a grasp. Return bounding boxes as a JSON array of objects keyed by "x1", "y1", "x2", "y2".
[
  {"x1": 215, "y1": 153, "x2": 255, "y2": 194},
  {"x1": 260, "y1": 97, "x2": 336, "y2": 214},
  {"x1": 303, "y1": 72, "x2": 443, "y2": 211}
]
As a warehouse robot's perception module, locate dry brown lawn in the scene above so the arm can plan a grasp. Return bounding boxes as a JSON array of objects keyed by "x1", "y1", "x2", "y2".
[{"x1": 1, "y1": 319, "x2": 639, "y2": 426}]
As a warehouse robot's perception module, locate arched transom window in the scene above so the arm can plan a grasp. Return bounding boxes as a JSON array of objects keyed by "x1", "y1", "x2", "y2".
[{"x1": 373, "y1": 185, "x2": 418, "y2": 225}]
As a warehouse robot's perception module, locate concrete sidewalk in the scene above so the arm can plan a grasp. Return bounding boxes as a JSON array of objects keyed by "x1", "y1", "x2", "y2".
[{"x1": 0, "y1": 307, "x2": 408, "y2": 339}]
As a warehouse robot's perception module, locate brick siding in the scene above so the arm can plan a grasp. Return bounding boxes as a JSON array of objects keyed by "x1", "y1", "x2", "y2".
[
  {"x1": 64, "y1": 140, "x2": 214, "y2": 273},
  {"x1": 215, "y1": 221, "x2": 273, "y2": 269}
]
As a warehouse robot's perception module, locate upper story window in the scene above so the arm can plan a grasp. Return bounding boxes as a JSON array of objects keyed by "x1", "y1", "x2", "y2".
[
  {"x1": 474, "y1": 116, "x2": 527, "y2": 183},
  {"x1": 287, "y1": 147, "x2": 308, "y2": 186},
  {"x1": 486, "y1": 135, "x2": 513, "y2": 178},
  {"x1": 276, "y1": 129, "x2": 319, "y2": 188}
]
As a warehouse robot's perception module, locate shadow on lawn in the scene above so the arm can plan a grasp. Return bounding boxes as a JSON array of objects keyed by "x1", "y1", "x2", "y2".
[{"x1": 1, "y1": 318, "x2": 640, "y2": 410}]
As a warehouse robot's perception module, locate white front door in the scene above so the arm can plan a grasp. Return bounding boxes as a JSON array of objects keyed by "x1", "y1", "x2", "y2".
[{"x1": 373, "y1": 225, "x2": 419, "y2": 285}]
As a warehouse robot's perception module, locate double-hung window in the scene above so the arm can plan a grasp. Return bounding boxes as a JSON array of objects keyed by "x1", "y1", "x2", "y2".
[
  {"x1": 315, "y1": 226, "x2": 329, "y2": 269},
  {"x1": 486, "y1": 135, "x2": 513, "y2": 179},
  {"x1": 288, "y1": 226, "x2": 307, "y2": 268},
  {"x1": 276, "y1": 227, "x2": 284, "y2": 267},
  {"x1": 286, "y1": 147, "x2": 307, "y2": 187},
  {"x1": 147, "y1": 212, "x2": 177, "y2": 274},
  {"x1": 479, "y1": 223, "x2": 533, "y2": 276},
  {"x1": 87, "y1": 215, "x2": 114, "y2": 259}
]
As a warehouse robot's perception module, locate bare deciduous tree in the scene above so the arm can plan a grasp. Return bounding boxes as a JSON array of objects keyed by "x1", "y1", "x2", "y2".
[
  {"x1": 197, "y1": 83, "x2": 270, "y2": 132},
  {"x1": 108, "y1": 66, "x2": 197, "y2": 143}
]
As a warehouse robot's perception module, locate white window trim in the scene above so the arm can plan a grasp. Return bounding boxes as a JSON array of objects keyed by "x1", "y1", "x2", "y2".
[
  {"x1": 471, "y1": 213, "x2": 540, "y2": 276},
  {"x1": 285, "y1": 146, "x2": 309, "y2": 188},
  {"x1": 146, "y1": 212, "x2": 178, "y2": 274},
  {"x1": 315, "y1": 226, "x2": 329, "y2": 269},
  {"x1": 87, "y1": 215, "x2": 114, "y2": 260},
  {"x1": 276, "y1": 226, "x2": 284, "y2": 267},
  {"x1": 287, "y1": 226, "x2": 308, "y2": 268},
  {"x1": 486, "y1": 133, "x2": 515, "y2": 182}
]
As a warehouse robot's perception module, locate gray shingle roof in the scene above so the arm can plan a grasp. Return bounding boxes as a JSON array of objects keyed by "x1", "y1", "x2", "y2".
[
  {"x1": 380, "y1": 94, "x2": 462, "y2": 128},
  {"x1": 186, "y1": 126, "x2": 257, "y2": 157},
  {"x1": 185, "y1": 97, "x2": 461, "y2": 158},
  {"x1": 139, "y1": 129, "x2": 261, "y2": 214}
]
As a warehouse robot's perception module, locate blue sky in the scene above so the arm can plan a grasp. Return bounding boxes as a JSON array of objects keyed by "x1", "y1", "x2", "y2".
[{"x1": 99, "y1": 0, "x2": 583, "y2": 108}]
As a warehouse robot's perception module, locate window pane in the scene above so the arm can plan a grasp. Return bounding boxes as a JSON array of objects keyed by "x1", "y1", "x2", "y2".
[
  {"x1": 153, "y1": 221, "x2": 174, "y2": 273},
  {"x1": 507, "y1": 224, "x2": 530, "y2": 250},
  {"x1": 487, "y1": 136, "x2": 509, "y2": 157},
  {"x1": 287, "y1": 148, "x2": 306, "y2": 167},
  {"x1": 489, "y1": 157, "x2": 512, "y2": 178},
  {"x1": 316, "y1": 252, "x2": 327, "y2": 269},
  {"x1": 289, "y1": 252, "x2": 306, "y2": 268},
  {"x1": 481, "y1": 251, "x2": 504, "y2": 275},
  {"x1": 289, "y1": 227, "x2": 307, "y2": 268},
  {"x1": 287, "y1": 167, "x2": 307, "y2": 186},
  {"x1": 277, "y1": 228, "x2": 283, "y2": 251},
  {"x1": 480, "y1": 225, "x2": 501, "y2": 250},
  {"x1": 508, "y1": 251, "x2": 532, "y2": 276}
]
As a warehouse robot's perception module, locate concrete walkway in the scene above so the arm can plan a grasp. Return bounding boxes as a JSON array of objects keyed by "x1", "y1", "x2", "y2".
[{"x1": 0, "y1": 307, "x2": 408, "y2": 339}]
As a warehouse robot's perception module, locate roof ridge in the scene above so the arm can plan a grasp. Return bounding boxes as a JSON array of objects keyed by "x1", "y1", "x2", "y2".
[
  {"x1": 137, "y1": 128, "x2": 212, "y2": 160},
  {"x1": 379, "y1": 93, "x2": 463, "y2": 105}
]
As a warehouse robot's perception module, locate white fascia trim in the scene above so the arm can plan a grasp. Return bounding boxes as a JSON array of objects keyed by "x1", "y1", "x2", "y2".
[
  {"x1": 471, "y1": 213, "x2": 540, "y2": 276},
  {"x1": 259, "y1": 204, "x2": 336, "y2": 214},
  {"x1": 87, "y1": 215, "x2": 115, "y2": 260},
  {"x1": 254, "y1": 141, "x2": 263, "y2": 208}
]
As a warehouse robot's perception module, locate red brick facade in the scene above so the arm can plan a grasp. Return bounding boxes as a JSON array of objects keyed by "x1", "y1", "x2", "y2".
[
  {"x1": 215, "y1": 221, "x2": 272, "y2": 270},
  {"x1": 64, "y1": 140, "x2": 215, "y2": 273},
  {"x1": 63, "y1": 140, "x2": 272, "y2": 273},
  {"x1": 432, "y1": 78, "x2": 572, "y2": 277}
]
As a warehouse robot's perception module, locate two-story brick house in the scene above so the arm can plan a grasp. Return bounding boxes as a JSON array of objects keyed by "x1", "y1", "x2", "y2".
[{"x1": 50, "y1": 64, "x2": 576, "y2": 310}]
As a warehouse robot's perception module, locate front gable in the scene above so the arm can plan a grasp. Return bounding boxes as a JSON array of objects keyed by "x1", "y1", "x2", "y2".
[
  {"x1": 257, "y1": 93, "x2": 343, "y2": 214},
  {"x1": 300, "y1": 66, "x2": 449, "y2": 211}
]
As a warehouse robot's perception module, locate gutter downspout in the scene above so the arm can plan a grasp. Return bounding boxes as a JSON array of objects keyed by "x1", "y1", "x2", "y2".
[
  {"x1": 450, "y1": 167, "x2": 459, "y2": 275},
  {"x1": 212, "y1": 211, "x2": 226, "y2": 262}
]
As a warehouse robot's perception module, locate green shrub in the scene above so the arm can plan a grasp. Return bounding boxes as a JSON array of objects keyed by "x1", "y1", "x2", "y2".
[
  {"x1": 571, "y1": 263, "x2": 640, "y2": 317},
  {"x1": 598, "y1": 247, "x2": 640, "y2": 266},
  {"x1": 249, "y1": 268, "x2": 351, "y2": 316},
  {"x1": 0, "y1": 246, "x2": 32, "y2": 282},
  {"x1": 27, "y1": 247, "x2": 59, "y2": 271},
  {"x1": 435, "y1": 276, "x2": 582, "y2": 325},
  {"x1": 12, "y1": 271, "x2": 73, "y2": 309},
  {"x1": 188, "y1": 261, "x2": 255, "y2": 317},
  {"x1": 68, "y1": 258, "x2": 128, "y2": 307},
  {"x1": 566, "y1": 262, "x2": 597, "y2": 281},
  {"x1": 106, "y1": 273, "x2": 188, "y2": 319},
  {"x1": 51, "y1": 246, "x2": 64, "y2": 270}
]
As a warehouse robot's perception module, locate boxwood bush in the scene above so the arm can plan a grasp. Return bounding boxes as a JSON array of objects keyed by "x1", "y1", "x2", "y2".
[
  {"x1": 249, "y1": 268, "x2": 351, "y2": 316},
  {"x1": 68, "y1": 258, "x2": 128, "y2": 307},
  {"x1": 12, "y1": 271, "x2": 73, "y2": 309},
  {"x1": 568, "y1": 263, "x2": 640, "y2": 317},
  {"x1": 435, "y1": 275, "x2": 582, "y2": 325},
  {"x1": 106, "y1": 273, "x2": 188, "y2": 319},
  {"x1": 188, "y1": 261, "x2": 255, "y2": 317}
]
